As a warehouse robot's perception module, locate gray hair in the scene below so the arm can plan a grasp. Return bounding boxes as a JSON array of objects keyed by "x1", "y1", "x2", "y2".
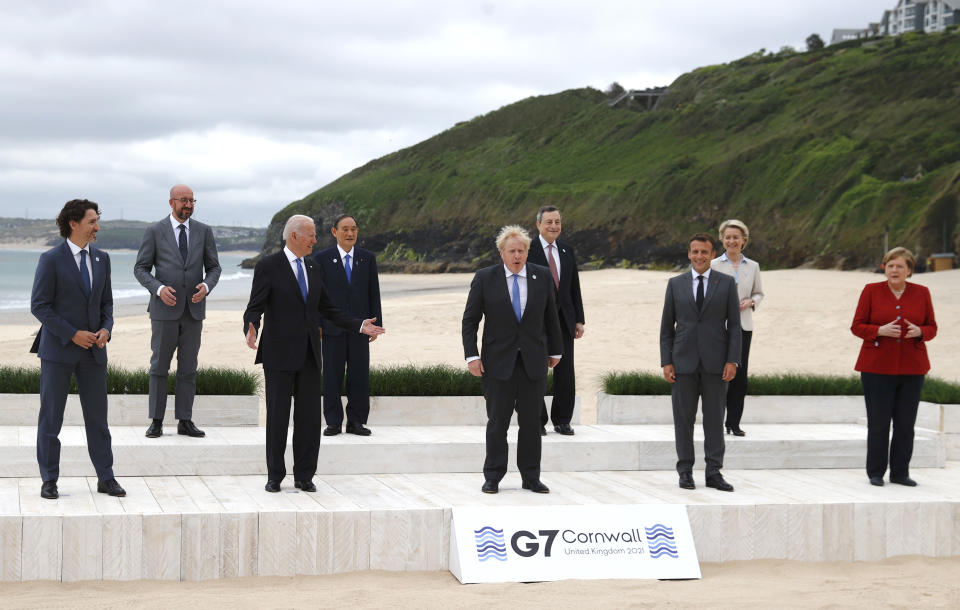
[
  {"x1": 283, "y1": 214, "x2": 315, "y2": 241},
  {"x1": 496, "y1": 225, "x2": 531, "y2": 251},
  {"x1": 536, "y1": 205, "x2": 561, "y2": 224},
  {"x1": 719, "y1": 219, "x2": 750, "y2": 243}
]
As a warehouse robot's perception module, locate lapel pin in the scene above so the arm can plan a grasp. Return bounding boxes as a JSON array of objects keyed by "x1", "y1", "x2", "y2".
[
  {"x1": 532, "y1": 274, "x2": 537, "y2": 279},
  {"x1": 95, "y1": 257, "x2": 100, "y2": 262},
  {"x1": 333, "y1": 258, "x2": 338, "y2": 263}
]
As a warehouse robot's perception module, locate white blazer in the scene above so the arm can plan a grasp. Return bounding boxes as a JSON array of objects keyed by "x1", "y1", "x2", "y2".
[{"x1": 711, "y1": 253, "x2": 764, "y2": 331}]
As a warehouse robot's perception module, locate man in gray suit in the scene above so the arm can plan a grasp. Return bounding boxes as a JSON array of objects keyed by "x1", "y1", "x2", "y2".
[
  {"x1": 31, "y1": 199, "x2": 125, "y2": 499},
  {"x1": 134, "y1": 184, "x2": 221, "y2": 438},
  {"x1": 660, "y1": 233, "x2": 741, "y2": 492}
]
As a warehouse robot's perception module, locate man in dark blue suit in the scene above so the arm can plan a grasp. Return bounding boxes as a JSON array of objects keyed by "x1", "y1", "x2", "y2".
[
  {"x1": 312, "y1": 214, "x2": 383, "y2": 436},
  {"x1": 30, "y1": 199, "x2": 125, "y2": 499}
]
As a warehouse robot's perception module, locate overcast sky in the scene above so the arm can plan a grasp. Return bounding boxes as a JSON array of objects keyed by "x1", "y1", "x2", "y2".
[{"x1": 0, "y1": 0, "x2": 888, "y2": 226}]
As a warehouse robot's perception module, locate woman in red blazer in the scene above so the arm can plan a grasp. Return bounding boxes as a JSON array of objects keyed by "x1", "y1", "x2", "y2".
[{"x1": 851, "y1": 247, "x2": 937, "y2": 487}]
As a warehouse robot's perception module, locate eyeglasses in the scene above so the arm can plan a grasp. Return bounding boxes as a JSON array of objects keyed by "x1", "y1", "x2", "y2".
[{"x1": 172, "y1": 197, "x2": 197, "y2": 204}]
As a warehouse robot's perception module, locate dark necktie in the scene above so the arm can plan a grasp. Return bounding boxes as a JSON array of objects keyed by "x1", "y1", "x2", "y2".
[
  {"x1": 79, "y1": 249, "x2": 91, "y2": 298},
  {"x1": 344, "y1": 253, "x2": 352, "y2": 284},
  {"x1": 696, "y1": 275, "x2": 705, "y2": 311},
  {"x1": 296, "y1": 258, "x2": 307, "y2": 302},
  {"x1": 178, "y1": 224, "x2": 188, "y2": 262},
  {"x1": 547, "y1": 243, "x2": 560, "y2": 290},
  {"x1": 512, "y1": 274, "x2": 522, "y2": 322}
]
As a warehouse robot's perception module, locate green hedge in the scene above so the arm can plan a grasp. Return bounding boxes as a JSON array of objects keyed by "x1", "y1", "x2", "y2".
[
  {"x1": 365, "y1": 364, "x2": 554, "y2": 396},
  {"x1": 601, "y1": 371, "x2": 960, "y2": 403},
  {"x1": 0, "y1": 366, "x2": 260, "y2": 395}
]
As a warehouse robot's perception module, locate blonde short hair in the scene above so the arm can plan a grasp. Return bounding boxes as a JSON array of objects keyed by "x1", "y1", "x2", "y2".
[
  {"x1": 719, "y1": 219, "x2": 750, "y2": 243},
  {"x1": 495, "y1": 225, "x2": 531, "y2": 251},
  {"x1": 882, "y1": 247, "x2": 916, "y2": 276}
]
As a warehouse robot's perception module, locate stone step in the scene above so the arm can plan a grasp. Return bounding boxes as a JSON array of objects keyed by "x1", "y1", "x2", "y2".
[
  {"x1": 3, "y1": 465, "x2": 960, "y2": 581},
  {"x1": 0, "y1": 394, "x2": 259, "y2": 426},
  {"x1": 597, "y1": 393, "x2": 943, "y2": 429},
  {"x1": 0, "y1": 423, "x2": 943, "y2": 477}
]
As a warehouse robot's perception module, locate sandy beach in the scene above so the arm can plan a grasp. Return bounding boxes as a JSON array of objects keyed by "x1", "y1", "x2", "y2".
[{"x1": 1, "y1": 267, "x2": 958, "y2": 605}]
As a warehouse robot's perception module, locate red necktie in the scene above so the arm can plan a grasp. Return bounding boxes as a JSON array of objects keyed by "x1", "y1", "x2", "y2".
[{"x1": 547, "y1": 244, "x2": 560, "y2": 290}]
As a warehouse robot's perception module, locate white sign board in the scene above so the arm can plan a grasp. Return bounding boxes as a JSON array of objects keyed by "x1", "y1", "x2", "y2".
[{"x1": 450, "y1": 504, "x2": 700, "y2": 583}]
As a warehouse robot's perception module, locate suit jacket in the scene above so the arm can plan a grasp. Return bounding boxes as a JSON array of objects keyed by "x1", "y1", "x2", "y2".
[
  {"x1": 134, "y1": 217, "x2": 221, "y2": 321},
  {"x1": 30, "y1": 240, "x2": 113, "y2": 365},
  {"x1": 659, "y1": 270, "x2": 741, "y2": 375},
  {"x1": 312, "y1": 246, "x2": 382, "y2": 336},
  {"x1": 242, "y1": 250, "x2": 362, "y2": 371},
  {"x1": 528, "y1": 237, "x2": 585, "y2": 337},
  {"x1": 851, "y1": 281, "x2": 936, "y2": 375},
  {"x1": 462, "y1": 263, "x2": 564, "y2": 381}
]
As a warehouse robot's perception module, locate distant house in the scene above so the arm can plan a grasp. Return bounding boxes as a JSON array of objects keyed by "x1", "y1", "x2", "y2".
[{"x1": 830, "y1": 0, "x2": 959, "y2": 44}]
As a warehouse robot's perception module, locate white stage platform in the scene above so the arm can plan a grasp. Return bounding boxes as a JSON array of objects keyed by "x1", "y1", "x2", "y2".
[
  {"x1": 0, "y1": 424, "x2": 943, "y2": 476},
  {"x1": 2, "y1": 466, "x2": 959, "y2": 582}
]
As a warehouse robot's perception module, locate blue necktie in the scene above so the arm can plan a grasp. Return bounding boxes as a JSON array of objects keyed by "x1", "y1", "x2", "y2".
[
  {"x1": 79, "y1": 249, "x2": 91, "y2": 298},
  {"x1": 296, "y1": 258, "x2": 307, "y2": 302},
  {"x1": 512, "y1": 273, "x2": 522, "y2": 322},
  {"x1": 344, "y1": 253, "x2": 352, "y2": 284},
  {"x1": 178, "y1": 224, "x2": 188, "y2": 262}
]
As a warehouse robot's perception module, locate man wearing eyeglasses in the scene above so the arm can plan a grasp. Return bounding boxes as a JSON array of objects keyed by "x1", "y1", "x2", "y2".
[{"x1": 134, "y1": 184, "x2": 221, "y2": 439}]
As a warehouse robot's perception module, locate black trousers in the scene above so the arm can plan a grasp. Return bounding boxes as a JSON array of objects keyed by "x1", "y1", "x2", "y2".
[
  {"x1": 322, "y1": 331, "x2": 371, "y2": 426},
  {"x1": 861, "y1": 372, "x2": 924, "y2": 479},
  {"x1": 264, "y1": 342, "x2": 322, "y2": 482},
  {"x1": 540, "y1": 328, "x2": 575, "y2": 426},
  {"x1": 483, "y1": 355, "x2": 545, "y2": 483},
  {"x1": 672, "y1": 367, "x2": 726, "y2": 477},
  {"x1": 37, "y1": 352, "x2": 115, "y2": 482},
  {"x1": 724, "y1": 330, "x2": 752, "y2": 428}
]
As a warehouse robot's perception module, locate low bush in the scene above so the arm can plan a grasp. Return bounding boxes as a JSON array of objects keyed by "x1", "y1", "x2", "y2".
[{"x1": 0, "y1": 366, "x2": 259, "y2": 395}]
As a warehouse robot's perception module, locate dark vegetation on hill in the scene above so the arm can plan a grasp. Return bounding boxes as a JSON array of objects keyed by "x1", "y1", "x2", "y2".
[{"x1": 256, "y1": 31, "x2": 960, "y2": 271}]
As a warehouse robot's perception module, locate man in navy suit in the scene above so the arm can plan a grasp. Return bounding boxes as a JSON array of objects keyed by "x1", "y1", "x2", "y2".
[
  {"x1": 243, "y1": 215, "x2": 385, "y2": 493},
  {"x1": 30, "y1": 199, "x2": 125, "y2": 499},
  {"x1": 528, "y1": 206, "x2": 585, "y2": 436},
  {"x1": 312, "y1": 214, "x2": 382, "y2": 436}
]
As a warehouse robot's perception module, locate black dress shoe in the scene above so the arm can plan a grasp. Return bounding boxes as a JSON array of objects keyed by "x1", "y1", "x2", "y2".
[
  {"x1": 481, "y1": 480, "x2": 499, "y2": 494},
  {"x1": 145, "y1": 419, "x2": 163, "y2": 438},
  {"x1": 264, "y1": 480, "x2": 281, "y2": 493},
  {"x1": 346, "y1": 422, "x2": 372, "y2": 436},
  {"x1": 177, "y1": 420, "x2": 205, "y2": 437},
  {"x1": 725, "y1": 425, "x2": 746, "y2": 437},
  {"x1": 869, "y1": 476, "x2": 885, "y2": 486},
  {"x1": 540, "y1": 427, "x2": 547, "y2": 436},
  {"x1": 705, "y1": 474, "x2": 734, "y2": 492},
  {"x1": 323, "y1": 425, "x2": 341, "y2": 436},
  {"x1": 97, "y1": 478, "x2": 126, "y2": 497},
  {"x1": 678, "y1": 472, "x2": 695, "y2": 490},
  {"x1": 41, "y1": 480, "x2": 58, "y2": 500},
  {"x1": 890, "y1": 475, "x2": 917, "y2": 487},
  {"x1": 521, "y1": 480, "x2": 550, "y2": 493},
  {"x1": 553, "y1": 424, "x2": 575, "y2": 436},
  {"x1": 294, "y1": 480, "x2": 317, "y2": 492}
]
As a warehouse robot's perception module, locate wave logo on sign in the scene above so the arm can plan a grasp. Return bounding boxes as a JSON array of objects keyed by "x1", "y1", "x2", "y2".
[
  {"x1": 645, "y1": 524, "x2": 678, "y2": 559},
  {"x1": 474, "y1": 526, "x2": 507, "y2": 562}
]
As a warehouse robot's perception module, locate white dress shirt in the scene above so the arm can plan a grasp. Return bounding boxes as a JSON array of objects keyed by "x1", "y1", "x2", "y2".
[
  {"x1": 284, "y1": 246, "x2": 308, "y2": 292},
  {"x1": 690, "y1": 267, "x2": 711, "y2": 299},
  {"x1": 66, "y1": 238, "x2": 93, "y2": 290},
  {"x1": 538, "y1": 235, "x2": 561, "y2": 280},
  {"x1": 338, "y1": 244, "x2": 354, "y2": 270}
]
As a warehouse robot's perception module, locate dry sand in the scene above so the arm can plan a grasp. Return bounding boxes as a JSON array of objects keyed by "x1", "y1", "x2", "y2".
[{"x1": 1, "y1": 267, "x2": 958, "y2": 604}]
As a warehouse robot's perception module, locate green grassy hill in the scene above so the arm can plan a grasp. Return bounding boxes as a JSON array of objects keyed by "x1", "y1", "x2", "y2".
[{"x1": 263, "y1": 31, "x2": 960, "y2": 270}]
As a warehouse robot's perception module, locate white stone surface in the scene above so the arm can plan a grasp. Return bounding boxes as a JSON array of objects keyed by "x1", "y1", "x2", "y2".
[
  {"x1": 0, "y1": 394, "x2": 259, "y2": 427},
  {"x1": 596, "y1": 393, "x2": 942, "y2": 428}
]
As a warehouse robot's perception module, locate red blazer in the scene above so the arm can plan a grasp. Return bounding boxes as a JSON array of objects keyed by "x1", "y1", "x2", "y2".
[{"x1": 851, "y1": 281, "x2": 937, "y2": 375}]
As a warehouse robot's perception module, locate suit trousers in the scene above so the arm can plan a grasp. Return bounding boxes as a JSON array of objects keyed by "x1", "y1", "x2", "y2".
[
  {"x1": 483, "y1": 354, "x2": 545, "y2": 483},
  {"x1": 540, "y1": 328, "x2": 575, "y2": 426},
  {"x1": 264, "y1": 342, "x2": 322, "y2": 482},
  {"x1": 148, "y1": 312, "x2": 202, "y2": 420},
  {"x1": 37, "y1": 351, "x2": 115, "y2": 482},
  {"x1": 724, "y1": 330, "x2": 752, "y2": 428},
  {"x1": 672, "y1": 367, "x2": 726, "y2": 477},
  {"x1": 861, "y1": 372, "x2": 924, "y2": 479},
  {"x1": 321, "y1": 332, "x2": 371, "y2": 426}
]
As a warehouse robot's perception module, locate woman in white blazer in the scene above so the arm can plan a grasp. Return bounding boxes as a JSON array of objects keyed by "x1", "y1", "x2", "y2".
[{"x1": 711, "y1": 219, "x2": 764, "y2": 436}]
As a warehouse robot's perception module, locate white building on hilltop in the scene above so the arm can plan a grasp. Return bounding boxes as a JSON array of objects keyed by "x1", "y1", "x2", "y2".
[{"x1": 831, "y1": 0, "x2": 960, "y2": 44}]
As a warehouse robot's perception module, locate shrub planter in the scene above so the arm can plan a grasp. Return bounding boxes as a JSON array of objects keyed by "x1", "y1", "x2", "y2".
[{"x1": 367, "y1": 395, "x2": 581, "y2": 426}]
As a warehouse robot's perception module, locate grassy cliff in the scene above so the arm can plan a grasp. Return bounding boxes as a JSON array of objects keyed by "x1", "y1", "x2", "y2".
[{"x1": 263, "y1": 31, "x2": 960, "y2": 270}]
